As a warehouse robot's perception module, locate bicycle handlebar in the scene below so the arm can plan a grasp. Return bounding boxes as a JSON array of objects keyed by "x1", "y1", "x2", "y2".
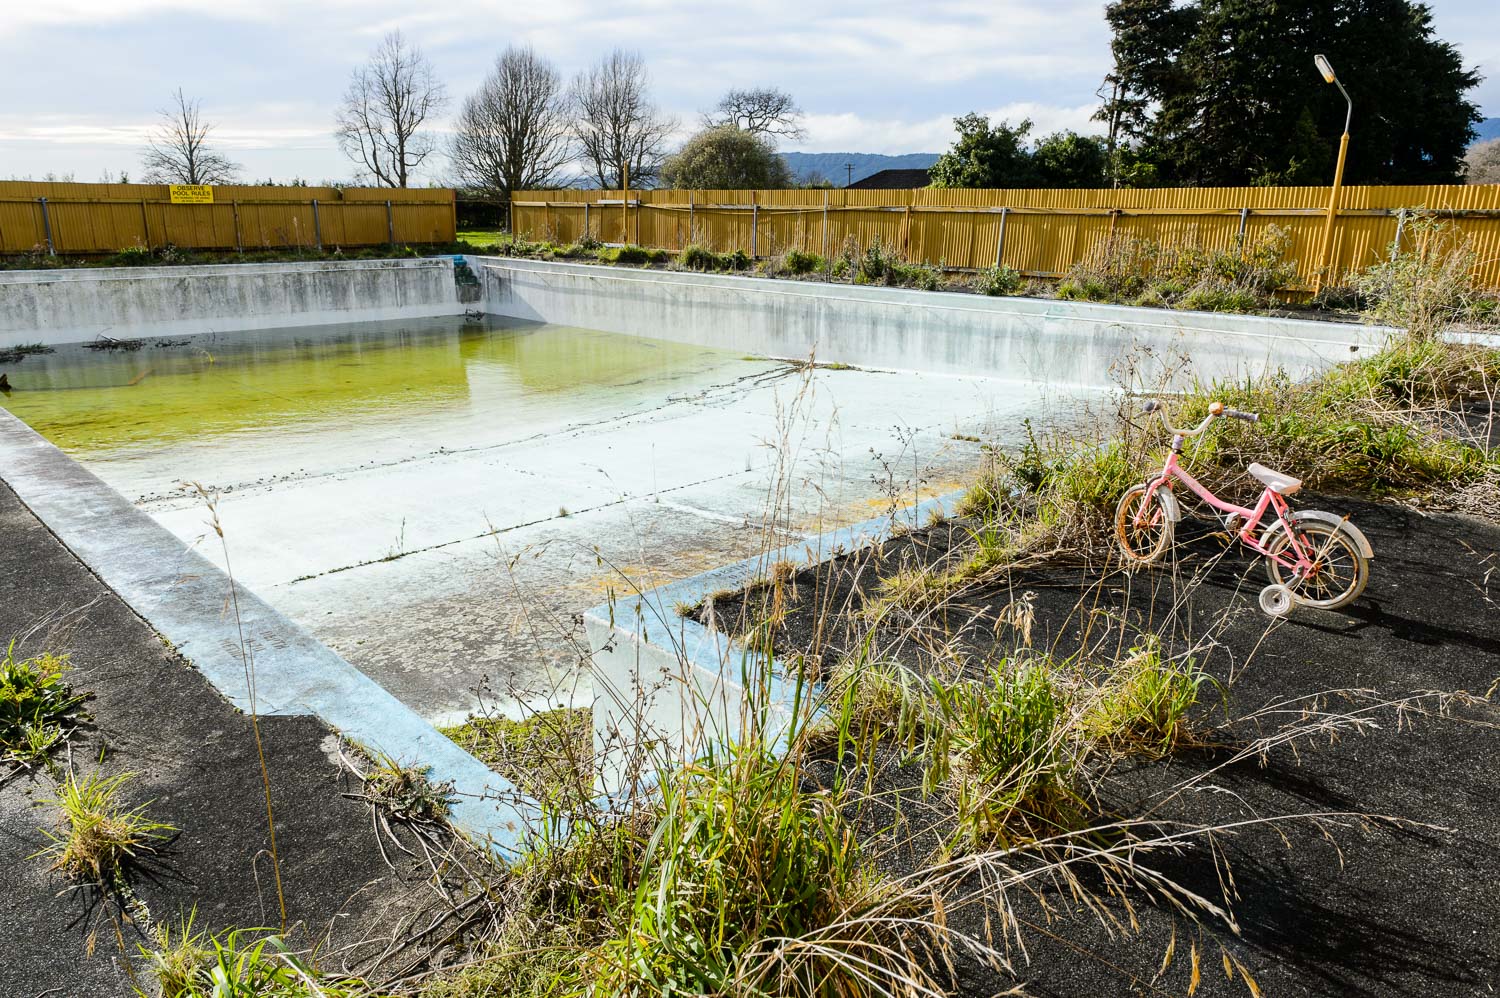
[{"x1": 1141, "y1": 399, "x2": 1259, "y2": 437}]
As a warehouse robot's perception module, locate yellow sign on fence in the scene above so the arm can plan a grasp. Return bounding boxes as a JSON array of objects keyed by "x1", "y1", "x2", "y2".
[{"x1": 168, "y1": 185, "x2": 214, "y2": 204}]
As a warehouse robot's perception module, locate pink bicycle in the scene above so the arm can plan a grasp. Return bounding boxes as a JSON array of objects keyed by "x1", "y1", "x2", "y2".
[{"x1": 1115, "y1": 400, "x2": 1374, "y2": 616}]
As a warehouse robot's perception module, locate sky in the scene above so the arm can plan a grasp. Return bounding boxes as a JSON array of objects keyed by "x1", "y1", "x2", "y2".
[{"x1": 1, "y1": 0, "x2": 1497, "y2": 185}]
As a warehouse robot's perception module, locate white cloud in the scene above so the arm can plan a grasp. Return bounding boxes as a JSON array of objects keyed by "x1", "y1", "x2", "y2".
[{"x1": 2, "y1": 0, "x2": 1493, "y2": 183}]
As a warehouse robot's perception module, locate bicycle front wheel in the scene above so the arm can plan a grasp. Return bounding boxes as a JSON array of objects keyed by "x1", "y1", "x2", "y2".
[
  {"x1": 1264, "y1": 518, "x2": 1369, "y2": 610},
  {"x1": 1115, "y1": 482, "x2": 1174, "y2": 566}
]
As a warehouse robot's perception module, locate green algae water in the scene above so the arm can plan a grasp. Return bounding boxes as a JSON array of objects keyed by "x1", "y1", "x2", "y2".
[
  {"x1": 0, "y1": 316, "x2": 759, "y2": 500},
  {"x1": 1, "y1": 317, "x2": 735, "y2": 455}
]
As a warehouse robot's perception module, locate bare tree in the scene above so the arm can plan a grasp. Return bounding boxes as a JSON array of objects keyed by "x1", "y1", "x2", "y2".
[
  {"x1": 1465, "y1": 138, "x2": 1500, "y2": 185},
  {"x1": 570, "y1": 49, "x2": 677, "y2": 189},
  {"x1": 703, "y1": 87, "x2": 806, "y2": 142},
  {"x1": 451, "y1": 46, "x2": 571, "y2": 212},
  {"x1": 335, "y1": 31, "x2": 448, "y2": 187},
  {"x1": 140, "y1": 89, "x2": 241, "y2": 185}
]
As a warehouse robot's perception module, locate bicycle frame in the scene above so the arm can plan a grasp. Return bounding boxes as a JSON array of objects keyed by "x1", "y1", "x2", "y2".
[{"x1": 1143, "y1": 450, "x2": 1319, "y2": 576}]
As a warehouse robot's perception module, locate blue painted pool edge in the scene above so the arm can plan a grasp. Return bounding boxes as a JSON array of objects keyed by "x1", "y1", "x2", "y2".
[
  {"x1": 583, "y1": 491, "x2": 965, "y2": 790},
  {"x1": 0, "y1": 409, "x2": 544, "y2": 857}
]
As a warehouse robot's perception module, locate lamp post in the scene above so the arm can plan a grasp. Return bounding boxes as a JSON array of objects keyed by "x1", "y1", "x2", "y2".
[{"x1": 1314, "y1": 53, "x2": 1352, "y2": 293}]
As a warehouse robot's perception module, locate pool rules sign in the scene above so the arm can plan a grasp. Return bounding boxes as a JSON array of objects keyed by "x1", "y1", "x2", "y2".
[{"x1": 169, "y1": 185, "x2": 214, "y2": 204}]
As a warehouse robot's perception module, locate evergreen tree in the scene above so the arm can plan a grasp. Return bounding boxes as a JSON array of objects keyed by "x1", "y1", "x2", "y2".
[
  {"x1": 929, "y1": 115, "x2": 1039, "y2": 189},
  {"x1": 1099, "y1": 0, "x2": 1480, "y2": 186}
]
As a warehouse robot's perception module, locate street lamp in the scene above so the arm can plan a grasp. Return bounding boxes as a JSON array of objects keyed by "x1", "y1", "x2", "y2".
[{"x1": 1314, "y1": 54, "x2": 1353, "y2": 292}]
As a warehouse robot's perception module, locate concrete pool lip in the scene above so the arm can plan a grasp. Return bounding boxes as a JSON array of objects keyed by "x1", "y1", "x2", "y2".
[
  {"x1": 0, "y1": 407, "x2": 542, "y2": 855},
  {"x1": 472, "y1": 255, "x2": 1399, "y2": 387},
  {"x1": 0, "y1": 257, "x2": 463, "y2": 348},
  {"x1": 584, "y1": 489, "x2": 963, "y2": 792}
]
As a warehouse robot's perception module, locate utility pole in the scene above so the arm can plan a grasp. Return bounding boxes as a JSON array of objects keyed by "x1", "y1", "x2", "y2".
[{"x1": 844, "y1": 162, "x2": 854, "y2": 188}]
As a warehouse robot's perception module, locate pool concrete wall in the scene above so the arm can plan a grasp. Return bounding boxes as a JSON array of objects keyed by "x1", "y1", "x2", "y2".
[
  {"x1": 0, "y1": 407, "x2": 542, "y2": 855},
  {"x1": 472, "y1": 256, "x2": 1394, "y2": 389},
  {"x1": 1, "y1": 257, "x2": 461, "y2": 348}
]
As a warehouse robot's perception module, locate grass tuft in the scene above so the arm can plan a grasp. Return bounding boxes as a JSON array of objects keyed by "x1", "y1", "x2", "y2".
[
  {"x1": 0, "y1": 643, "x2": 85, "y2": 765},
  {"x1": 34, "y1": 770, "x2": 175, "y2": 885},
  {"x1": 1086, "y1": 643, "x2": 1209, "y2": 758},
  {"x1": 138, "y1": 911, "x2": 372, "y2": 998},
  {"x1": 361, "y1": 754, "x2": 454, "y2": 824}
]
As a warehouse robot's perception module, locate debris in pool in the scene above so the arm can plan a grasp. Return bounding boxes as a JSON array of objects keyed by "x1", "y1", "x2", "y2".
[
  {"x1": 86, "y1": 334, "x2": 145, "y2": 352},
  {"x1": 0, "y1": 343, "x2": 54, "y2": 364}
]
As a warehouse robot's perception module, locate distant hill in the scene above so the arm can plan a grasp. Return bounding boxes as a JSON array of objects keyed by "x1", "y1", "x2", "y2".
[
  {"x1": 780, "y1": 152, "x2": 941, "y2": 186},
  {"x1": 1476, "y1": 118, "x2": 1500, "y2": 145}
]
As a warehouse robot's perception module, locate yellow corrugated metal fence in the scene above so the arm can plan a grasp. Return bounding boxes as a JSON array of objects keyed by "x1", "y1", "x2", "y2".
[
  {"x1": 511, "y1": 185, "x2": 1500, "y2": 290},
  {"x1": 0, "y1": 182, "x2": 457, "y2": 255}
]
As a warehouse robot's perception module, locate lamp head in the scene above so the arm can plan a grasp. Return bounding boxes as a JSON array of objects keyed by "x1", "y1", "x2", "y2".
[{"x1": 1314, "y1": 54, "x2": 1337, "y2": 84}]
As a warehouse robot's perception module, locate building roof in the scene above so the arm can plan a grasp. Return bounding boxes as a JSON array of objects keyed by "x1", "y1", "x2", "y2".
[{"x1": 845, "y1": 168, "x2": 932, "y2": 189}]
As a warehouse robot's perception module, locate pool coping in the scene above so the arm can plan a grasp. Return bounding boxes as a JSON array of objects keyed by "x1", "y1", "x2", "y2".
[{"x1": 0, "y1": 408, "x2": 546, "y2": 857}]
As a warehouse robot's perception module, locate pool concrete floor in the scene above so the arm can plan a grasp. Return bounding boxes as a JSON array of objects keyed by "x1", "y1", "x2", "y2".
[{"x1": 5, "y1": 317, "x2": 1093, "y2": 724}]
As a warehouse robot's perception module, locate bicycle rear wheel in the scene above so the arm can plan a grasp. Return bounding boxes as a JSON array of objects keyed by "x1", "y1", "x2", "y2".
[{"x1": 1264, "y1": 518, "x2": 1369, "y2": 610}]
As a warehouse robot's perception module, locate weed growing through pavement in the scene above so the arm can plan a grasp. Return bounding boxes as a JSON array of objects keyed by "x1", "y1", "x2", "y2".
[
  {"x1": 0, "y1": 641, "x2": 86, "y2": 766},
  {"x1": 137, "y1": 910, "x2": 375, "y2": 998},
  {"x1": 33, "y1": 770, "x2": 175, "y2": 886}
]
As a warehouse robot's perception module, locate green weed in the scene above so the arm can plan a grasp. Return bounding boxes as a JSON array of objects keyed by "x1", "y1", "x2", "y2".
[
  {"x1": 0, "y1": 644, "x2": 85, "y2": 764},
  {"x1": 34, "y1": 770, "x2": 175, "y2": 885},
  {"x1": 137, "y1": 912, "x2": 373, "y2": 998},
  {"x1": 974, "y1": 264, "x2": 1024, "y2": 297},
  {"x1": 1085, "y1": 643, "x2": 1208, "y2": 757},
  {"x1": 441, "y1": 708, "x2": 591, "y2": 809},
  {"x1": 927, "y1": 662, "x2": 1085, "y2": 846}
]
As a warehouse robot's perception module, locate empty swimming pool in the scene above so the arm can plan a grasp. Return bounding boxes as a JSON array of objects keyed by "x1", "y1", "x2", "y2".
[{"x1": 1, "y1": 314, "x2": 1083, "y2": 722}]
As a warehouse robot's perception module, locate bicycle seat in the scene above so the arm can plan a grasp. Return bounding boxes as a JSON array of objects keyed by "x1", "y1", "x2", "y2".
[{"x1": 1247, "y1": 462, "x2": 1302, "y2": 495}]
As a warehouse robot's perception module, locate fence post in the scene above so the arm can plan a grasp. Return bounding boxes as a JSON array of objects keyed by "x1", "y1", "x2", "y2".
[
  {"x1": 903, "y1": 202, "x2": 912, "y2": 258},
  {"x1": 140, "y1": 199, "x2": 151, "y2": 250},
  {"x1": 994, "y1": 207, "x2": 1009, "y2": 267},
  {"x1": 232, "y1": 201, "x2": 243, "y2": 253},
  {"x1": 688, "y1": 192, "x2": 694, "y2": 247},
  {"x1": 1391, "y1": 207, "x2": 1407, "y2": 261},
  {"x1": 385, "y1": 200, "x2": 395, "y2": 244},
  {"x1": 822, "y1": 190, "x2": 829, "y2": 280},
  {"x1": 37, "y1": 198, "x2": 55, "y2": 256},
  {"x1": 751, "y1": 195, "x2": 759, "y2": 259},
  {"x1": 1237, "y1": 207, "x2": 1249, "y2": 243},
  {"x1": 312, "y1": 199, "x2": 322, "y2": 251}
]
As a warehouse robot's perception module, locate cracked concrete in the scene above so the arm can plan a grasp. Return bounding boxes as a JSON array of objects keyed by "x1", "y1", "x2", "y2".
[{"x1": 4, "y1": 314, "x2": 1094, "y2": 723}]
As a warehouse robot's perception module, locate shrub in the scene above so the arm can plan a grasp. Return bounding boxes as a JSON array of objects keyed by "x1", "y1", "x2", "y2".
[
  {"x1": 974, "y1": 264, "x2": 1023, "y2": 297},
  {"x1": 1176, "y1": 284, "x2": 1265, "y2": 313},
  {"x1": 729, "y1": 248, "x2": 751, "y2": 271},
  {"x1": 1058, "y1": 227, "x2": 1295, "y2": 313},
  {"x1": 888, "y1": 261, "x2": 943, "y2": 291},
  {"x1": 599, "y1": 244, "x2": 653, "y2": 265},
  {"x1": 781, "y1": 248, "x2": 824, "y2": 275},
  {"x1": 1355, "y1": 215, "x2": 1498, "y2": 340},
  {"x1": 857, "y1": 239, "x2": 894, "y2": 284},
  {"x1": 678, "y1": 243, "x2": 727, "y2": 271}
]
